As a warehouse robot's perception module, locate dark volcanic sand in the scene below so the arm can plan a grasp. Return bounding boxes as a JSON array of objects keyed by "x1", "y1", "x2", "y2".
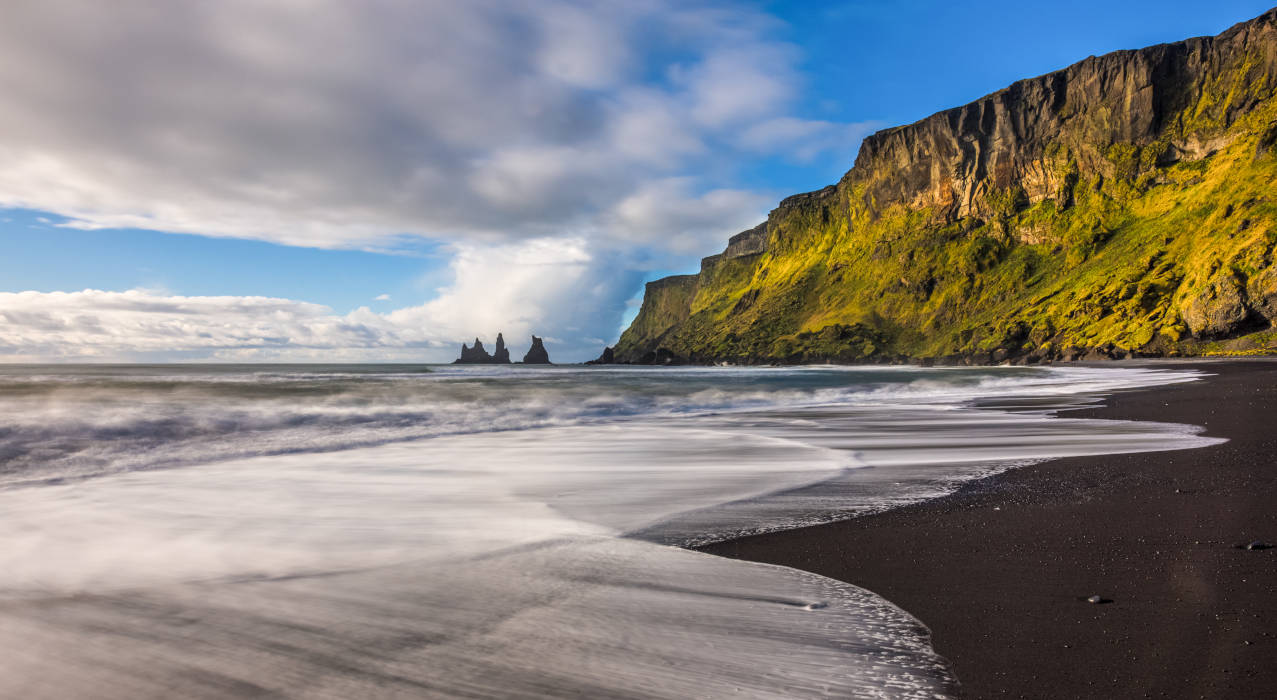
[{"x1": 701, "y1": 360, "x2": 1277, "y2": 699}]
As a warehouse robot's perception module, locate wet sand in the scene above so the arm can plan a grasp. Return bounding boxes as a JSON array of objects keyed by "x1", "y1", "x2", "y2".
[{"x1": 701, "y1": 360, "x2": 1277, "y2": 699}]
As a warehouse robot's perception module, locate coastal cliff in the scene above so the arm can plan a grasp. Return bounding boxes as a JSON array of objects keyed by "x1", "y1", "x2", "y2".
[{"x1": 611, "y1": 9, "x2": 1277, "y2": 364}]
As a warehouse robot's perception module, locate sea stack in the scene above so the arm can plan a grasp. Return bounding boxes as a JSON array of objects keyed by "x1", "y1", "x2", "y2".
[
  {"x1": 522, "y1": 336, "x2": 551, "y2": 364},
  {"x1": 493, "y1": 333, "x2": 511, "y2": 364},
  {"x1": 454, "y1": 337, "x2": 494, "y2": 363},
  {"x1": 454, "y1": 332, "x2": 547, "y2": 364}
]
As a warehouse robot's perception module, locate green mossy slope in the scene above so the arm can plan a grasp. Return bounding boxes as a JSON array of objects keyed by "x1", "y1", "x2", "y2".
[{"x1": 613, "y1": 9, "x2": 1277, "y2": 365}]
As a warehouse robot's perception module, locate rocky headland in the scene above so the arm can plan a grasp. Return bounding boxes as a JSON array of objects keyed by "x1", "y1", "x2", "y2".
[{"x1": 601, "y1": 8, "x2": 1277, "y2": 366}]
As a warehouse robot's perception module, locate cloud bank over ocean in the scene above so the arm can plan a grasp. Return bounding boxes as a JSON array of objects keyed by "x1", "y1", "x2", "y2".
[
  {"x1": 0, "y1": 0, "x2": 874, "y2": 360},
  {"x1": 0, "y1": 238, "x2": 644, "y2": 361}
]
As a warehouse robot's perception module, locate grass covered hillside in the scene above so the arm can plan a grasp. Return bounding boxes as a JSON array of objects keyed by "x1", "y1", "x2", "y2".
[{"x1": 610, "y1": 8, "x2": 1277, "y2": 365}]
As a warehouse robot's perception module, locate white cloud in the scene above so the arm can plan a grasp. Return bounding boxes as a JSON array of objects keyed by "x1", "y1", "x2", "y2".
[
  {"x1": 680, "y1": 46, "x2": 798, "y2": 128},
  {"x1": 0, "y1": 290, "x2": 388, "y2": 361},
  {"x1": 0, "y1": 1, "x2": 880, "y2": 359},
  {"x1": 374, "y1": 294, "x2": 391, "y2": 302},
  {"x1": 0, "y1": 239, "x2": 643, "y2": 362},
  {"x1": 739, "y1": 117, "x2": 883, "y2": 163},
  {"x1": 391, "y1": 238, "x2": 644, "y2": 357},
  {"x1": 0, "y1": 0, "x2": 872, "y2": 252},
  {"x1": 608, "y1": 179, "x2": 771, "y2": 254}
]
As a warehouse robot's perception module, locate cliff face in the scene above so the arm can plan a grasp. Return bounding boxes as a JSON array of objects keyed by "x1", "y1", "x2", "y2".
[
  {"x1": 851, "y1": 21, "x2": 1276, "y2": 223},
  {"x1": 613, "y1": 9, "x2": 1277, "y2": 364},
  {"x1": 614, "y1": 274, "x2": 700, "y2": 353}
]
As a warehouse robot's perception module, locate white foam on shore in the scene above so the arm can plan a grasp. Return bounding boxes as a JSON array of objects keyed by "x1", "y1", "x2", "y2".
[
  {"x1": 0, "y1": 364, "x2": 1222, "y2": 698},
  {"x1": 0, "y1": 424, "x2": 959, "y2": 698}
]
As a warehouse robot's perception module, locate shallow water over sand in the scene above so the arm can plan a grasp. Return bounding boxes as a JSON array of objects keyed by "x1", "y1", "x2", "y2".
[{"x1": 0, "y1": 364, "x2": 1222, "y2": 698}]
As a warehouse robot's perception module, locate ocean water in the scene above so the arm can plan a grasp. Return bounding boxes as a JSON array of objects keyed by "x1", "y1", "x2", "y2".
[{"x1": 0, "y1": 364, "x2": 1222, "y2": 698}]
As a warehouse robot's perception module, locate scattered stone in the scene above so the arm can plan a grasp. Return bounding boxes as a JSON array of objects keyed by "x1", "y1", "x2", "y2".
[
  {"x1": 1242, "y1": 541, "x2": 1271, "y2": 551},
  {"x1": 1084, "y1": 595, "x2": 1112, "y2": 604}
]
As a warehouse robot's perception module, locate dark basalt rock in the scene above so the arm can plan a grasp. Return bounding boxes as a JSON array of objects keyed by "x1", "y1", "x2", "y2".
[
  {"x1": 634, "y1": 347, "x2": 686, "y2": 365},
  {"x1": 493, "y1": 333, "x2": 511, "y2": 364},
  {"x1": 586, "y1": 346, "x2": 615, "y2": 365},
  {"x1": 454, "y1": 337, "x2": 493, "y2": 364},
  {"x1": 454, "y1": 332, "x2": 516, "y2": 364},
  {"x1": 521, "y1": 335, "x2": 551, "y2": 364}
]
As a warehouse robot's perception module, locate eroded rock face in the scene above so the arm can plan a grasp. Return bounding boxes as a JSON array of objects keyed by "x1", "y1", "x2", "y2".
[
  {"x1": 1182, "y1": 274, "x2": 1251, "y2": 337},
  {"x1": 521, "y1": 336, "x2": 551, "y2": 364},
  {"x1": 455, "y1": 338, "x2": 493, "y2": 363},
  {"x1": 454, "y1": 334, "x2": 513, "y2": 363},
  {"x1": 849, "y1": 12, "x2": 1277, "y2": 222},
  {"x1": 613, "y1": 275, "x2": 699, "y2": 359},
  {"x1": 1257, "y1": 120, "x2": 1277, "y2": 159},
  {"x1": 1246, "y1": 265, "x2": 1277, "y2": 321},
  {"x1": 493, "y1": 333, "x2": 511, "y2": 364}
]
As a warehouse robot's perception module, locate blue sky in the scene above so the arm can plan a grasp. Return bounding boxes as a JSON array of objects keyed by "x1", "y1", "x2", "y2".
[{"x1": 0, "y1": 0, "x2": 1272, "y2": 361}]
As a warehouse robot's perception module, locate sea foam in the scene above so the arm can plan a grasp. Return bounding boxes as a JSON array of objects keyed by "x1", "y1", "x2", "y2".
[{"x1": 0, "y1": 364, "x2": 1221, "y2": 698}]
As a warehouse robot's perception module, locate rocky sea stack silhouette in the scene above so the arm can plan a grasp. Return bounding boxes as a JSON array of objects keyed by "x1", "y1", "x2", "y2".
[
  {"x1": 492, "y1": 334, "x2": 511, "y2": 363},
  {"x1": 522, "y1": 336, "x2": 551, "y2": 364},
  {"x1": 454, "y1": 333, "x2": 509, "y2": 364},
  {"x1": 453, "y1": 333, "x2": 551, "y2": 364}
]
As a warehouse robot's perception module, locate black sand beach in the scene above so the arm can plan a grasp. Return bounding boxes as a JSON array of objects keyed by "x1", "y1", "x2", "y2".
[{"x1": 702, "y1": 360, "x2": 1277, "y2": 699}]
